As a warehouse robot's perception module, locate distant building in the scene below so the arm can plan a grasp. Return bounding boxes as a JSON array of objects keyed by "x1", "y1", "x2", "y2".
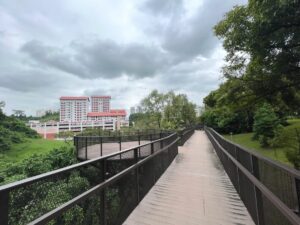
[
  {"x1": 87, "y1": 109, "x2": 126, "y2": 121},
  {"x1": 36, "y1": 110, "x2": 46, "y2": 117},
  {"x1": 130, "y1": 107, "x2": 136, "y2": 114},
  {"x1": 136, "y1": 106, "x2": 143, "y2": 113},
  {"x1": 196, "y1": 106, "x2": 204, "y2": 117},
  {"x1": 91, "y1": 96, "x2": 111, "y2": 112},
  {"x1": 60, "y1": 96, "x2": 89, "y2": 122}
]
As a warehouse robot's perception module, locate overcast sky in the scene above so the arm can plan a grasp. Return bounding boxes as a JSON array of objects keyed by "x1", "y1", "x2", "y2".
[{"x1": 0, "y1": 0, "x2": 246, "y2": 115}]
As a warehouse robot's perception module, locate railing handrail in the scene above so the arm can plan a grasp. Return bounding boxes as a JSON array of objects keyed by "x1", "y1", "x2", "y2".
[
  {"x1": 75, "y1": 129, "x2": 172, "y2": 137},
  {"x1": 28, "y1": 136, "x2": 181, "y2": 225},
  {"x1": 0, "y1": 132, "x2": 177, "y2": 192},
  {"x1": 208, "y1": 127, "x2": 300, "y2": 178},
  {"x1": 75, "y1": 132, "x2": 172, "y2": 138},
  {"x1": 206, "y1": 128, "x2": 300, "y2": 225}
]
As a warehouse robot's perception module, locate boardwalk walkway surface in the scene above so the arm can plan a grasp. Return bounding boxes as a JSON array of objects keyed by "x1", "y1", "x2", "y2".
[{"x1": 123, "y1": 131, "x2": 255, "y2": 225}]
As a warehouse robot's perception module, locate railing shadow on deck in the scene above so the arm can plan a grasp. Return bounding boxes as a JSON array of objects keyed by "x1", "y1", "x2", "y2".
[
  {"x1": 205, "y1": 127, "x2": 300, "y2": 225},
  {"x1": 0, "y1": 128, "x2": 195, "y2": 225}
]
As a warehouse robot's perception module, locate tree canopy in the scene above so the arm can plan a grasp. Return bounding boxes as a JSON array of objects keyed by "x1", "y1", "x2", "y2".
[
  {"x1": 201, "y1": 0, "x2": 300, "y2": 134},
  {"x1": 131, "y1": 90, "x2": 197, "y2": 130},
  {"x1": 214, "y1": 0, "x2": 300, "y2": 111}
]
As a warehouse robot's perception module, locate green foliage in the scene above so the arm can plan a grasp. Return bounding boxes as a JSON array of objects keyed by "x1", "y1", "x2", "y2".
[
  {"x1": 1, "y1": 146, "x2": 77, "y2": 184},
  {"x1": 253, "y1": 103, "x2": 282, "y2": 147},
  {"x1": 0, "y1": 109, "x2": 39, "y2": 153},
  {"x1": 203, "y1": 1, "x2": 300, "y2": 134},
  {"x1": 135, "y1": 90, "x2": 196, "y2": 129},
  {"x1": 214, "y1": 0, "x2": 300, "y2": 112},
  {"x1": 39, "y1": 110, "x2": 59, "y2": 122},
  {"x1": 201, "y1": 107, "x2": 253, "y2": 134},
  {"x1": 163, "y1": 94, "x2": 196, "y2": 129},
  {"x1": 285, "y1": 128, "x2": 300, "y2": 169}
]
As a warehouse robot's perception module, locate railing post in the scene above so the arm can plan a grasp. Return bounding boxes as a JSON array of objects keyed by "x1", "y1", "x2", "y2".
[
  {"x1": 252, "y1": 155, "x2": 265, "y2": 225},
  {"x1": 119, "y1": 136, "x2": 122, "y2": 159},
  {"x1": 151, "y1": 142, "x2": 154, "y2": 154},
  {"x1": 100, "y1": 137, "x2": 103, "y2": 156},
  {"x1": 85, "y1": 137, "x2": 88, "y2": 160},
  {"x1": 100, "y1": 160, "x2": 107, "y2": 225},
  {"x1": 134, "y1": 148, "x2": 140, "y2": 204},
  {"x1": 0, "y1": 190, "x2": 9, "y2": 225},
  {"x1": 160, "y1": 132, "x2": 163, "y2": 149},
  {"x1": 138, "y1": 130, "x2": 141, "y2": 145}
]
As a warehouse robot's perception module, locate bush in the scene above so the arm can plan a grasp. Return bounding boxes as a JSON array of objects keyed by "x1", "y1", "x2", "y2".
[
  {"x1": 285, "y1": 129, "x2": 300, "y2": 169},
  {"x1": 253, "y1": 103, "x2": 282, "y2": 147}
]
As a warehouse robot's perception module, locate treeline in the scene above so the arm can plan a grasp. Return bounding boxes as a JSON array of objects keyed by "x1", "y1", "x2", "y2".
[
  {"x1": 0, "y1": 103, "x2": 39, "y2": 152},
  {"x1": 201, "y1": 0, "x2": 300, "y2": 136},
  {"x1": 17, "y1": 110, "x2": 60, "y2": 122},
  {"x1": 129, "y1": 90, "x2": 197, "y2": 130}
]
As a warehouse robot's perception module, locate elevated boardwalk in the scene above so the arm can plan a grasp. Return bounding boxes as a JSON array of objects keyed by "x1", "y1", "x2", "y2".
[{"x1": 124, "y1": 131, "x2": 255, "y2": 225}]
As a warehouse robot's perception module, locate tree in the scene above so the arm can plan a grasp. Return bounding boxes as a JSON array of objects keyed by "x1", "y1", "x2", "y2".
[
  {"x1": 12, "y1": 109, "x2": 26, "y2": 118},
  {"x1": 214, "y1": 0, "x2": 300, "y2": 110},
  {"x1": 163, "y1": 94, "x2": 196, "y2": 129},
  {"x1": 253, "y1": 103, "x2": 282, "y2": 147},
  {"x1": 141, "y1": 90, "x2": 168, "y2": 128}
]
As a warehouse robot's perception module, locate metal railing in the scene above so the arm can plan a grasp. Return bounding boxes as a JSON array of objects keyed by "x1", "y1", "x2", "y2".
[
  {"x1": 205, "y1": 127, "x2": 300, "y2": 225},
  {"x1": 74, "y1": 130, "x2": 173, "y2": 160},
  {"x1": 0, "y1": 128, "x2": 195, "y2": 225}
]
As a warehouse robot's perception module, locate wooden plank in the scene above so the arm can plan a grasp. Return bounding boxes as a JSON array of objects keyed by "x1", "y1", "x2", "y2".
[{"x1": 124, "y1": 131, "x2": 255, "y2": 225}]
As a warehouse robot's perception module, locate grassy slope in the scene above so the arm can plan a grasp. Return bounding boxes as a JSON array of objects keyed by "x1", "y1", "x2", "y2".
[
  {"x1": 0, "y1": 138, "x2": 69, "y2": 171},
  {"x1": 223, "y1": 119, "x2": 300, "y2": 166}
]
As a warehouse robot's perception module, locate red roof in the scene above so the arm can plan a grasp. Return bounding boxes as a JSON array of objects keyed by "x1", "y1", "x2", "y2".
[
  {"x1": 88, "y1": 109, "x2": 126, "y2": 117},
  {"x1": 60, "y1": 96, "x2": 89, "y2": 100},
  {"x1": 91, "y1": 96, "x2": 111, "y2": 99}
]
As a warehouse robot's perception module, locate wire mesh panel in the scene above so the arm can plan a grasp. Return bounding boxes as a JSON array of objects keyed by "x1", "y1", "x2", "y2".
[
  {"x1": 105, "y1": 171, "x2": 137, "y2": 225},
  {"x1": 205, "y1": 127, "x2": 300, "y2": 225},
  {"x1": 258, "y1": 160, "x2": 299, "y2": 211},
  {"x1": 76, "y1": 131, "x2": 173, "y2": 160},
  {"x1": 262, "y1": 195, "x2": 295, "y2": 225},
  {"x1": 0, "y1": 130, "x2": 192, "y2": 225},
  {"x1": 44, "y1": 191, "x2": 103, "y2": 225},
  {"x1": 7, "y1": 161, "x2": 103, "y2": 225}
]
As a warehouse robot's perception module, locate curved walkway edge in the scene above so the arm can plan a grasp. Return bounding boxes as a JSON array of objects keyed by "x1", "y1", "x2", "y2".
[{"x1": 123, "y1": 130, "x2": 255, "y2": 225}]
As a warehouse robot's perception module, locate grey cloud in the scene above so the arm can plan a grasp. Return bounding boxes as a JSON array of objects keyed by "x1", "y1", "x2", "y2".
[
  {"x1": 21, "y1": 40, "x2": 86, "y2": 76},
  {"x1": 21, "y1": 39, "x2": 171, "y2": 79},
  {"x1": 141, "y1": 0, "x2": 184, "y2": 16},
  {"x1": 140, "y1": 0, "x2": 246, "y2": 59},
  {"x1": 73, "y1": 40, "x2": 171, "y2": 78},
  {"x1": 0, "y1": 68, "x2": 65, "y2": 92}
]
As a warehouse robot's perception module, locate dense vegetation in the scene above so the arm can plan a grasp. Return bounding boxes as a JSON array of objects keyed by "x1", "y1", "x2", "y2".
[
  {"x1": 130, "y1": 90, "x2": 197, "y2": 130},
  {"x1": 224, "y1": 119, "x2": 300, "y2": 167},
  {"x1": 201, "y1": 0, "x2": 300, "y2": 168},
  {"x1": 0, "y1": 103, "x2": 39, "y2": 152}
]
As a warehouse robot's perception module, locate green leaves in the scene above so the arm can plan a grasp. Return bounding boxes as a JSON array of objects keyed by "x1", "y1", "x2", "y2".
[
  {"x1": 253, "y1": 103, "x2": 282, "y2": 147},
  {"x1": 137, "y1": 90, "x2": 196, "y2": 130}
]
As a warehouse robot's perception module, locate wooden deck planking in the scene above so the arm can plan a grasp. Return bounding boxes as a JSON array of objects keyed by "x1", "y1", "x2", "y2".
[{"x1": 123, "y1": 131, "x2": 255, "y2": 225}]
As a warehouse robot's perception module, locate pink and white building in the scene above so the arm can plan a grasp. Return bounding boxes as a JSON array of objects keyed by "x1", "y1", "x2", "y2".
[
  {"x1": 60, "y1": 96, "x2": 89, "y2": 122},
  {"x1": 91, "y1": 96, "x2": 111, "y2": 112},
  {"x1": 87, "y1": 109, "x2": 126, "y2": 121}
]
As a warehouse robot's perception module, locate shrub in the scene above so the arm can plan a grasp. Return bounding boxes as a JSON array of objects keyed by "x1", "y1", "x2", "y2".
[
  {"x1": 253, "y1": 103, "x2": 282, "y2": 147},
  {"x1": 285, "y1": 129, "x2": 300, "y2": 169}
]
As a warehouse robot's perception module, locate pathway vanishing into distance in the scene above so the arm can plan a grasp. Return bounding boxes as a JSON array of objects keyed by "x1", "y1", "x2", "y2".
[{"x1": 124, "y1": 131, "x2": 255, "y2": 225}]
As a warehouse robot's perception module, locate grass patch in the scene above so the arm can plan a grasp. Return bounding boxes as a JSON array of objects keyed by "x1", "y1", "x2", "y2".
[
  {"x1": 0, "y1": 138, "x2": 70, "y2": 171},
  {"x1": 223, "y1": 119, "x2": 300, "y2": 167}
]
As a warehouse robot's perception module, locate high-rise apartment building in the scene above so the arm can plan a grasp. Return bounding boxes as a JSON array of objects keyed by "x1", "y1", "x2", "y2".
[
  {"x1": 91, "y1": 96, "x2": 111, "y2": 112},
  {"x1": 60, "y1": 96, "x2": 89, "y2": 122}
]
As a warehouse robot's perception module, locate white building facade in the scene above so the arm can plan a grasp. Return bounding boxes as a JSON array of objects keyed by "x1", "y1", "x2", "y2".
[
  {"x1": 60, "y1": 96, "x2": 89, "y2": 122},
  {"x1": 91, "y1": 96, "x2": 111, "y2": 112}
]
